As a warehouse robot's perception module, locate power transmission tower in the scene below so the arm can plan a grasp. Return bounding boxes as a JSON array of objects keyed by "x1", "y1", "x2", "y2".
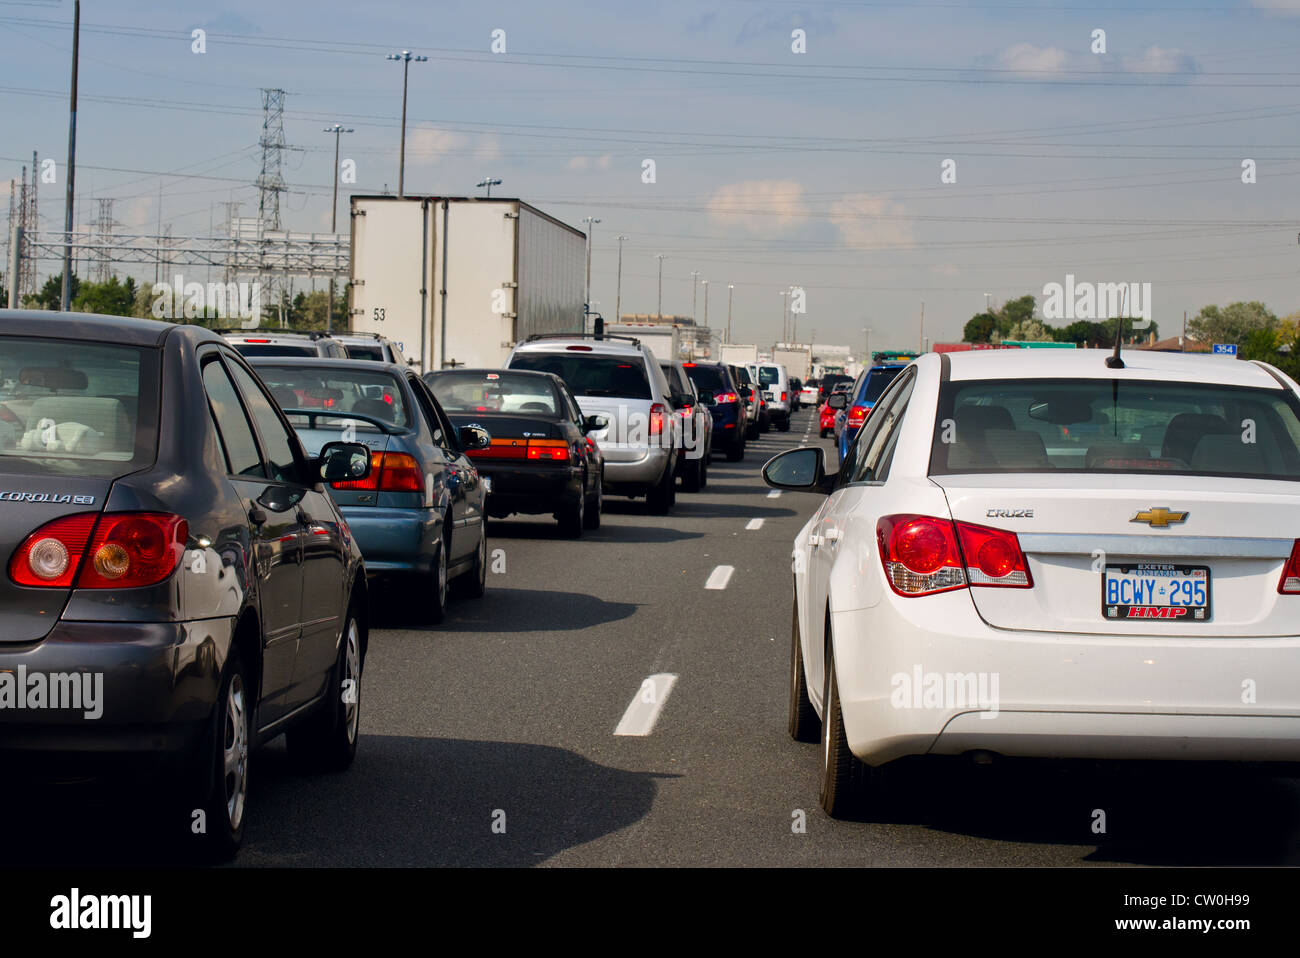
[
  {"x1": 256, "y1": 88, "x2": 287, "y2": 323},
  {"x1": 92, "y1": 197, "x2": 115, "y2": 282},
  {"x1": 16, "y1": 153, "x2": 39, "y2": 299}
]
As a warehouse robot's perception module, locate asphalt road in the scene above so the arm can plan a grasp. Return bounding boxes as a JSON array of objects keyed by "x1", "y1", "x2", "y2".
[{"x1": 9, "y1": 408, "x2": 1300, "y2": 866}]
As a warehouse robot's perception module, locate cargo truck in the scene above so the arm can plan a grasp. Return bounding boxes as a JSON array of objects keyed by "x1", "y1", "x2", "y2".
[
  {"x1": 719, "y1": 343, "x2": 758, "y2": 366},
  {"x1": 603, "y1": 322, "x2": 683, "y2": 363},
  {"x1": 349, "y1": 195, "x2": 585, "y2": 371},
  {"x1": 771, "y1": 343, "x2": 812, "y2": 381}
]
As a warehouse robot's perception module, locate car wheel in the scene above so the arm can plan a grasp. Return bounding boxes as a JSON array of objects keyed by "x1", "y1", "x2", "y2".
[
  {"x1": 583, "y1": 471, "x2": 602, "y2": 529},
  {"x1": 760, "y1": 418, "x2": 771, "y2": 434},
  {"x1": 456, "y1": 520, "x2": 487, "y2": 598},
  {"x1": 424, "y1": 533, "x2": 449, "y2": 623},
  {"x1": 698, "y1": 454, "x2": 708, "y2": 490},
  {"x1": 558, "y1": 484, "x2": 585, "y2": 538},
  {"x1": 820, "y1": 634, "x2": 885, "y2": 819},
  {"x1": 193, "y1": 646, "x2": 250, "y2": 862},
  {"x1": 746, "y1": 422, "x2": 759, "y2": 440},
  {"x1": 789, "y1": 597, "x2": 820, "y2": 743},
  {"x1": 820, "y1": 427, "x2": 829, "y2": 438},
  {"x1": 726, "y1": 439, "x2": 745, "y2": 462},
  {"x1": 778, "y1": 417, "x2": 791, "y2": 432},
  {"x1": 288, "y1": 603, "x2": 363, "y2": 771},
  {"x1": 646, "y1": 461, "x2": 674, "y2": 514},
  {"x1": 681, "y1": 452, "x2": 703, "y2": 492}
]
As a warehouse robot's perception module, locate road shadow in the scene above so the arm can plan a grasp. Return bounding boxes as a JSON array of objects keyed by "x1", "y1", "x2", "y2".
[
  {"x1": 373, "y1": 586, "x2": 637, "y2": 632},
  {"x1": 853, "y1": 756, "x2": 1300, "y2": 865},
  {"x1": 486, "y1": 516, "x2": 703, "y2": 544},
  {"x1": 0, "y1": 737, "x2": 663, "y2": 867}
]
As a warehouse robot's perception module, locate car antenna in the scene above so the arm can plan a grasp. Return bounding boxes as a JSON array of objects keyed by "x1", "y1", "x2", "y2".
[{"x1": 1105, "y1": 286, "x2": 1128, "y2": 369}]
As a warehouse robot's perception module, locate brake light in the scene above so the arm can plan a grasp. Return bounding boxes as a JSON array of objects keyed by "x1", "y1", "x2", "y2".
[
  {"x1": 649, "y1": 402, "x2": 666, "y2": 436},
  {"x1": 781, "y1": 392, "x2": 787, "y2": 402},
  {"x1": 877, "y1": 515, "x2": 1032, "y2": 596},
  {"x1": 565, "y1": 345, "x2": 593, "y2": 351},
  {"x1": 683, "y1": 362, "x2": 697, "y2": 367},
  {"x1": 677, "y1": 404, "x2": 693, "y2": 417},
  {"x1": 332, "y1": 452, "x2": 383, "y2": 490},
  {"x1": 716, "y1": 392, "x2": 738, "y2": 404},
  {"x1": 955, "y1": 522, "x2": 1032, "y2": 588},
  {"x1": 1279, "y1": 540, "x2": 1300, "y2": 593},
  {"x1": 244, "y1": 339, "x2": 271, "y2": 343},
  {"x1": 77, "y1": 513, "x2": 188, "y2": 589},
  {"x1": 9, "y1": 513, "x2": 98, "y2": 587},
  {"x1": 526, "y1": 439, "x2": 569, "y2": 461},
  {"x1": 332, "y1": 452, "x2": 422, "y2": 492},
  {"x1": 846, "y1": 404, "x2": 869, "y2": 428}
]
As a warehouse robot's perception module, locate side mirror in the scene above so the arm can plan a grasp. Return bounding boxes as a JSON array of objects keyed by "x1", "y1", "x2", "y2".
[
  {"x1": 827, "y1": 392, "x2": 848, "y2": 409},
  {"x1": 583, "y1": 414, "x2": 610, "y2": 433},
  {"x1": 739, "y1": 387, "x2": 753, "y2": 400},
  {"x1": 762, "y1": 447, "x2": 835, "y2": 494},
  {"x1": 672, "y1": 392, "x2": 695, "y2": 409},
  {"x1": 458, "y1": 425, "x2": 492, "y2": 450},
  {"x1": 696, "y1": 393, "x2": 715, "y2": 406},
  {"x1": 318, "y1": 441, "x2": 372, "y2": 483}
]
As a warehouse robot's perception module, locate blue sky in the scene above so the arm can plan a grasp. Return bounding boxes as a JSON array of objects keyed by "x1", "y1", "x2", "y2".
[{"x1": 3, "y1": 0, "x2": 1300, "y2": 348}]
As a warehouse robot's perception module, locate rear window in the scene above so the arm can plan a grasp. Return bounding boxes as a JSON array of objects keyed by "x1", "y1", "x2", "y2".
[
  {"x1": 232, "y1": 343, "x2": 319, "y2": 357},
  {"x1": 860, "y1": 366, "x2": 904, "y2": 404},
  {"x1": 427, "y1": 370, "x2": 560, "y2": 415},
  {"x1": 252, "y1": 364, "x2": 411, "y2": 431},
  {"x1": 931, "y1": 378, "x2": 1300, "y2": 479},
  {"x1": 758, "y1": 366, "x2": 780, "y2": 386},
  {"x1": 0, "y1": 337, "x2": 157, "y2": 477},
  {"x1": 343, "y1": 344, "x2": 385, "y2": 362},
  {"x1": 510, "y1": 352, "x2": 651, "y2": 400},
  {"x1": 684, "y1": 365, "x2": 728, "y2": 395}
]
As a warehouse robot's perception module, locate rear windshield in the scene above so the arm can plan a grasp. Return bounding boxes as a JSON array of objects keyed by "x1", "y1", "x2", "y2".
[
  {"x1": 758, "y1": 366, "x2": 780, "y2": 386},
  {"x1": 860, "y1": 367, "x2": 904, "y2": 404},
  {"x1": 231, "y1": 343, "x2": 320, "y2": 357},
  {"x1": 510, "y1": 352, "x2": 651, "y2": 400},
  {"x1": 343, "y1": 344, "x2": 384, "y2": 362},
  {"x1": 931, "y1": 378, "x2": 1300, "y2": 479},
  {"x1": 684, "y1": 365, "x2": 728, "y2": 394},
  {"x1": 253, "y1": 364, "x2": 411, "y2": 431},
  {"x1": 427, "y1": 370, "x2": 560, "y2": 415},
  {"x1": 0, "y1": 337, "x2": 157, "y2": 477}
]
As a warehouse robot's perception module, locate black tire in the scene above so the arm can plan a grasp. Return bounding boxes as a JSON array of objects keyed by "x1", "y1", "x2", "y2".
[
  {"x1": 583, "y1": 471, "x2": 602, "y2": 529},
  {"x1": 681, "y1": 452, "x2": 703, "y2": 492},
  {"x1": 558, "y1": 487, "x2": 585, "y2": 538},
  {"x1": 698, "y1": 454, "x2": 708, "y2": 490},
  {"x1": 789, "y1": 596, "x2": 820, "y2": 743},
  {"x1": 190, "y1": 646, "x2": 250, "y2": 862},
  {"x1": 746, "y1": 422, "x2": 759, "y2": 440},
  {"x1": 726, "y1": 439, "x2": 745, "y2": 462},
  {"x1": 820, "y1": 634, "x2": 886, "y2": 819},
  {"x1": 422, "y1": 532, "x2": 449, "y2": 623},
  {"x1": 760, "y1": 417, "x2": 771, "y2": 434},
  {"x1": 455, "y1": 520, "x2": 487, "y2": 598},
  {"x1": 288, "y1": 601, "x2": 363, "y2": 772},
  {"x1": 820, "y1": 427, "x2": 830, "y2": 438},
  {"x1": 646, "y1": 461, "x2": 674, "y2": 514},
  {"x1": 777, "y1": 417, "x2": 791, "y2": 432}
]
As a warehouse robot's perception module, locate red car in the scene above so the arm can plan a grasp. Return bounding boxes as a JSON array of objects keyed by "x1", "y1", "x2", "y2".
[{"x1": 818, "y1": 399, "x2": 837, "y2": 437}]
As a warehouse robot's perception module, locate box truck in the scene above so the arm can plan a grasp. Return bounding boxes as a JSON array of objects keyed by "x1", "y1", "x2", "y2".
[
  {"x1": 349, "y1": 196, "x2": 585, "y2": 371},
  {"x1": 604, "y1": 322, "x2": 683, "y2": 364},
  {"x1": 771, "y1": 344, "x2": 812, "y2": 381},
  {"x1": 719, "y1": 343, "x2": 758, "y2": 366}
]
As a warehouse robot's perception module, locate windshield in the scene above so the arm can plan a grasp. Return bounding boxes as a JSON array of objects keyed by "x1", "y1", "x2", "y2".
[
  {"x1": 931, "y1": 378, "x2": 1300, "y2": 479},
  {"x1": 253, "y1": 364, "x2": 411, "y2": 430},
  {"x1": 861, "y1": 367, "x2": 904, "y2": 404},
  {"x1": 684, "y1": 365, "x2": 727, "y2": 394},
  {"x1": 427, "y1": 370, "x2": 560, "y2": 415},
  {"x1": 343, "y1": 344, "x2": 385, "y2": 361},
  {"x1": 0, "y1": 336, "x2": 158, "y2": 477},
  {"x1": 232, "y1": 343, "x2": 319, "y2": 357},
  {"x1": 758, "y1": 366, "x2": 780, "y2": 386},
  {"x1": 510, "y1": 352, "x2": 651, "y2": 400}
]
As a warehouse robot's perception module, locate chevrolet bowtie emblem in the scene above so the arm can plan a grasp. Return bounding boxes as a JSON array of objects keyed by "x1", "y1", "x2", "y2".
[{"x1": 1131, "y1": 507, "x2": 1188, "y2": 528}]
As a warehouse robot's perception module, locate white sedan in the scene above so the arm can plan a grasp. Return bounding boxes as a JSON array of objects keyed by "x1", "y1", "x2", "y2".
[{"x1": 764, "y1": 347, "x2": 1300, "y2": 817}]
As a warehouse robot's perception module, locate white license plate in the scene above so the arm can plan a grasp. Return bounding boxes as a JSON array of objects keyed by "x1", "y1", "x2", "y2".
[{"x1": 1102, "y1": 563, "x2": 1210, "y2": 622}]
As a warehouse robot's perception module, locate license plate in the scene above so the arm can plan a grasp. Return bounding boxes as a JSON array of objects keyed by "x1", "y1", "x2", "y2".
[{"x1": 1102, "y1": 563, "x2": 1210, "y2": 622}]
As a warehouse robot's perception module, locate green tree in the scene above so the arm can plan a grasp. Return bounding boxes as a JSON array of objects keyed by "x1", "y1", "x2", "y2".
[
  {"x1": 963, "y1": 312, "x2": 997, "y2": 343},
  {"x1": 30, "y1": 272, "x2": 81, "y2": 310},
  {"x1": 73, "y1": 276, "x2": 138, "y2": 316},
  {"x1": 1188, "y1": 301, "x2": 1276, "y2": 346},
  {"x1": 1006, "y1": 317, "x2": 1053, "y2": 342},
  {"x1": 997, "y1": 295, "x2": 1036, "y2": 336}
]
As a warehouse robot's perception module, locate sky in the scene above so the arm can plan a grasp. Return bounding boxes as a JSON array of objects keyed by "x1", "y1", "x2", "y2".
[{"x1": 3, "y1": 0, "x2": 1300, "y2": 351}]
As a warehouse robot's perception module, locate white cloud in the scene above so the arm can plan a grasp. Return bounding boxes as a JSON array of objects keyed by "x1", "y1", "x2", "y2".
[
  {"x1": 1122, "y1": 45, "x2": 1195, "y2": 74},
  {"x1": 596, "y1": 154, "x2": 612, "y2": 171},
  {"x1": 405, "y1": 126, "x2": 470, "y2": 165},
  {"x1": 1249, "y1": 0, "x2": 1300, "y2": 14},
  {"x1": 706, "y1": 179, "x2": 806, "y2": 233},
  {"x1": 828, "y1": 193, "x2": 916, "y2": 250},
  {"x1": 997, "y1": 42, "x2": 1068, "y2": 74},
  {"x1": 566, "y1": 156, "x2": 590, "y2": 171}
]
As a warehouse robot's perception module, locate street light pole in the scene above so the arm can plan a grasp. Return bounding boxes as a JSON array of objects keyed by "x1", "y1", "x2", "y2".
[
  {"x1": 324, "y1": 123, "x2": 354, "y2": 334},
  {"x1": 387, "y1": 50, "x2": 427, "y2": 198},
  {"x1": 582, "y1": 216, "x2": 600, "y2": 329},
  {"x1": 727, "y1": 283, "x2": 734, "y2": 344},
  {"x1": 702, "y1": 279, "x2": 709, "y2": 329},
  {"x1": 690, "y1": 270, "x2": 700, "y2": 323},
  {"x1": 779, "y1": 289, "x2": 790, "y2": 343},
  {"x1": 655, "y1": 254, "x2": 665, "y2": 320},
  {"x1": 476, "y1": 176, "x2": 502, "y2": 197},
  {"x1": 60, "y1": 0, "x2": 80, "y2": 311},
  {"x1": 615, "y1": 234, "x2": 627, "y2": 324}
]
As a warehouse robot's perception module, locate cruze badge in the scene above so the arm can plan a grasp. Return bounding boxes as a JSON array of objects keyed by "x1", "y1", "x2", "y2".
[
  {"x1": 1131, "y1": 507, "x2": 1188, "y2": 528},
  {"x1": 0, "y1": 491, "x2": 95, "y2": 505},
  {"x1": 987, "y1": 508, "x2": 1033, "y2": 518}
]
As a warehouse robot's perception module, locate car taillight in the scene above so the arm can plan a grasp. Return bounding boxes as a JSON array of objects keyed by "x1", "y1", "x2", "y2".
[
  {"x1": 846, "y1": 404, "x2": 869, "y2": 428},
  {"x1": 1279, "y1": 540, "x2": 1300, "y2": 593},
  {"x1": 781, "y1": 391, "x2": 787, "y2": 402},
  {"x1": 649, "y1": 403, "x2": 666, "y2": 436},
  {"x1": 955, "y1": 522, "x2": 1032, "y2": 588},
  {"x1": 332, "y1": 451, "x2": 383, "y2": 490},
  {"x1": 526, "y1": 439, "x2": 569, "y2": 461},
  {"x1": 716, "y1": 392, "x2": 738, "y2": 404},
  {"x1": 9, "y1": 513, "x2": 98, "y2": 587},
  {"x1": 333, "y1": 452, "x2": 421, "y2": 492},
  {"x1": 77, "y1": 513, "x2": 188, "y2": 589},
  {"x1": 677, "y1": 404, "x2": 693, "y2": 417}
]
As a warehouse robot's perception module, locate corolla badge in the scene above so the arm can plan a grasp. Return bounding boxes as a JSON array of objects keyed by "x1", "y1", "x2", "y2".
[{"x1": 0, "y1": 491, "x2": 96, "y2": 504}]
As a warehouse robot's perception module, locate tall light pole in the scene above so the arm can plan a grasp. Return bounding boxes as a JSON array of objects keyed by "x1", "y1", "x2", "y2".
[
  {"x1": 60, "y1": 0, "x2": 80, "y2": 311},
  {"x1": 779, "y1": 289, "x2": 791, "y2": 343},
  {"x1": 727, "y1": 283, "x2": 734, "y2": 344},
  {"x1": 615, "y1": 234, "x2": 628, "y2": 323},
  {"x1": 582, "y1": 216, "x2": 600, "y2": 326},
  {"x1": 324, "y1": 123, "x2": 354, "y2": 334},
  {"x1": 477, "y1": 176, "x2": 502, "y2": 197},
  {"x1": 862, "y1": 326, "x2": 872, "y2": 366},
  {"x1": 690, "y1": 270, "x2": 700, "y2": 323},
  {"x1": 983, "y1": 292, "x2": 991, "y2": 314},
  {"x1": 387, "y1": 50, "x2": 427, "y2": 198},
  {"x1": 655, "y1": 254, "x2": 666, "y2": 320},
  {"x1": 702, "y1": 279, "x2": 709, "y2": 329}
]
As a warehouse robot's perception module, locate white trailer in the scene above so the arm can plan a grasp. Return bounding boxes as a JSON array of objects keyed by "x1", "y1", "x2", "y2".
[
  {"x1": 349, "y1": 196, "x2": 585, "y2": 371},
  {"x1": 604, "y1": 322, "x2": 683, "y2": 364},
  {"x1": 719, "y1": 343, "x2": 758, "y2": 366},
  {"x1": 771, "y1": 344, "x2": 812, "y2": 381}
]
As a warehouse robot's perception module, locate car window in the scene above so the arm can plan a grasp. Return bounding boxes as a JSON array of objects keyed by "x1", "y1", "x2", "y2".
[
  {"x1": 510, "y1": 352, "x2": 652, "y2": 400},
  {"x1": 253, "y1": 364, "x2": 411, "y2": 431},
  {"x1": 684, "y1": 365, "x2": 727, "y2": 395},
  {"x1": 230, "y1": 343, "x2": 319, "y2": 357},
  {"x1": 758, "y1": 366, "x2": 780, "y2": 386},
  {"x1": 860, "y1": 366, "x2": 905, "y2": 404},
  {"x1": 844, "y1": 369, "x2": 915, "y2": 486},
  {"x1": 344, "y1": 344, "x2": 385, "y2": 361},
  {"x1": 427, "y1": 370, "x2": 561, "y2": 415},
  {"x1": 411, "y1": 377, "x2": 455, "y2": 451},
  {"x1": 202, "y1": 358, "x2": 266, "y2": 478},
  {"x1": 226, "y1": 361, "x2": 304, "y2": 485}
]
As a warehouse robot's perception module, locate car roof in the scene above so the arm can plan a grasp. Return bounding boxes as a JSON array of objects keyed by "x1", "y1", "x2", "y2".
[
  {"x1": 425, "y1": 367, "x2": 563, "y2": 384},
  {"x1": 245, "y1": 355, "x2": 406, "y2": 374},
  {"x1": 938, "y1": 347, "x2": 1282, "y2": 388},
  {"x1": 0, "y1": 309, "x2": 188, "y2": 347},
  {"x1": 332, "y1": 334, "x2": 391, "y2": 343},
  {"x1": 222, "y1": 330, "x2": 338, "y2": 342},
  {"x1": 514, "y1": 338, "x2": 644, "y2": 357}
]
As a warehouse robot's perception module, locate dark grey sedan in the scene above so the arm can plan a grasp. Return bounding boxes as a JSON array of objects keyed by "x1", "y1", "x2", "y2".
[{"x1": 0, "y1": 311, "x2": 373, "y2": 861}]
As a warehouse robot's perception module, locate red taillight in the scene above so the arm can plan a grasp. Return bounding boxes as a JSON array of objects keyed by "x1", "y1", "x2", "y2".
[
  {"x1": 78, "y1": 513, "x2": 188, "y2": 589},
  {"x1": 565, "y1": 345, "x2": 593, "y2": 351},
  {"x1": 526, "y1": 439, "x2": 569, "y2": 461},
  {"x1": 677, "y1": 404, "x2": 693, "y2": 417},
  {"x1": 716, "y1": 392, "x2": 738, "y2": 404},
  {"x1": 332, "y1": 451, "x2": 384, "y2": 490},
  {"x1": 332, "y1": 452, "x2": 421, "y2": 492},
  {"x1": 649, "y1": 402, "x2": 666, "y2": 436},
  {"x1": 1279, "y1": 540, "x2": 1300, "y2": 593},
  {"x1": 955, "y1": 522, "x2": 1032, "y2": 588},
  {"x1": 846, "y1": 404, "x2": 869, "y2": 428},
  {"x1": 877, "y1": 515, "x2": 1032, "y2": 596},
  {"x1": 781, "y1": 391, "x2": 787, "y2": 402},
  {"x1": 9, "y1": 513, "x2": 98, "y2": 587}
]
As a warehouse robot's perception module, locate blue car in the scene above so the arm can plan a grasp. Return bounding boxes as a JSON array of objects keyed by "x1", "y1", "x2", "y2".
[
  {"x1": 250, "y1": 357, "x2": 491, "y2": 623},
  {"x1": 837, "y1": 362, "x2": 909, "y2": 462},
  {"x1": 682, "y1": 362, "x2": 745, "y2": 461}
]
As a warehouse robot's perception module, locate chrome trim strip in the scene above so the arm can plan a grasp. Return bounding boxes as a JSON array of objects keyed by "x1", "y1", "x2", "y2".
[{"x1": 1018, "y1": 533, "x2": 1292, "y2": 559}]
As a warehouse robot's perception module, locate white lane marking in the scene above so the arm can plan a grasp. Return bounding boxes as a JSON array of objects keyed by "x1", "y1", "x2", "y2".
[
  {"x1": 767, "y1": 490, "x2": 781, "y2": 499},
  {"x1": 745, "y1": 518, "x2": 764, "y2": 530},
  {"x1": 614, "y1": 673, "x2": 678, "y2": 737},
  {"x1": 705, "y1": 565, "x2": 735, "y2": 589}
]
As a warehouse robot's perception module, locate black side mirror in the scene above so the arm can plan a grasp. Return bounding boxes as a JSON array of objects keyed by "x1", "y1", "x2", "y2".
[
  {"x1": 827, "y1": 393, "x2": 849, "y2": 409},
  {"x1": 583, "y1": 414, "x2": 610, "y2": 433},
  {"x1": 696, "y1": 393, "x2": 715, "y2": 406},
  {"x1": 672, "y1": 392, "x2": 695, "y2": 409},
  {"x1": 739, "y1": 387, "x2": 753, "y2": 400},
  {"x1": 318, "y1": 441, "x2": 373, "y2": 483},
  {"x1": 762, "y1": 447, "x2": 835, "y2": 494},
  {"x1": 459, "y1": 425, "x2": 492, "y2": 450}
]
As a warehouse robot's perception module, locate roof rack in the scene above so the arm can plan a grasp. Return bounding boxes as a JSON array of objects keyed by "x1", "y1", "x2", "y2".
[
  {"x1": 211, "y1": 328, "x2": 331, "y2": 340},
  {"x1": 523, "y1": 332, "x2": 642, "y2": 347}
]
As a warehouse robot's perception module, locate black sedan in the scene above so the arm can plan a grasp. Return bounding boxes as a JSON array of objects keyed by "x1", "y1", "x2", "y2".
[
  {"x1": 424, "y1": 369, "x2": 606, "y2": 537},
  {"x1": 0, "y1": 311, "x2": 373, "y2": 861}
]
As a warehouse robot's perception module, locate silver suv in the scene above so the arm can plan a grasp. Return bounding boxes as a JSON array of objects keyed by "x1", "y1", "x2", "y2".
[
  {"x1": 219, "y1": 330, "x2": 348, "y2": 358},
  {"x1": 508, "y1": 334, "x2": 680, "y2": 514},
  {"x1": 333, "y1": 333, "x2": 411, "y2": 366}
]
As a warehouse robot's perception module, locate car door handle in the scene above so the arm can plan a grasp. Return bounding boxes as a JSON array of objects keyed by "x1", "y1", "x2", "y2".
[
  {"x1": 249, "y1": 507, "x2": 267, "y2": 526},
  {"x1": 807, "y1": 534, "x2": 821, "y2": 547},
  {"x1": 824, "y1": 528, "x2": 841, "y2": 542}
]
